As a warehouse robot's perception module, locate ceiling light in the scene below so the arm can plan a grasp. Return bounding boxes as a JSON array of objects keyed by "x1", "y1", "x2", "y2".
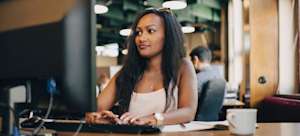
[
  {"x1": 162, "y1": 0, "x2": 187, "y2": 10},
  {"x1": 94, "y1": 4, "x2": 108, "y2": 14},
  {"x1": 181, "y1": 26, "x2": 195, "y2": 33},
  {"x1": 119, "y1": 28, "x2": 132, "y2": 36},
  {"x1": 121, "y1": 49, "x2": 128, "y2": 55}
]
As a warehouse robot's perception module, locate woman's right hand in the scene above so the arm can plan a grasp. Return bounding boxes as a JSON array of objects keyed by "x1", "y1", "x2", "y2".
[{"x1": 85, "y1": 110, "x2": 121, "y2": 124}]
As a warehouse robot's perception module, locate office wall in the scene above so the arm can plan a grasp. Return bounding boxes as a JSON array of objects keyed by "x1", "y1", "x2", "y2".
[
  {"x1": 96, "y1": 56, "x2": 117, "y2": 67},
  {"x1": 184, "y1": 32, "x2": 210, "y2": 53}
]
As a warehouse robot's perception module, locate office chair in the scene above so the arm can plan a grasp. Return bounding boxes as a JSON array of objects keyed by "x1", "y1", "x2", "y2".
[{"x1": 195, "y1": 78, "x2": 226, "y2": 121}]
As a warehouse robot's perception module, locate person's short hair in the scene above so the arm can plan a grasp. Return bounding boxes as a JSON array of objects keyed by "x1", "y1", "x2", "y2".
[{"x1": 189, "y1": 46, "x2": 212, "y2": 63}]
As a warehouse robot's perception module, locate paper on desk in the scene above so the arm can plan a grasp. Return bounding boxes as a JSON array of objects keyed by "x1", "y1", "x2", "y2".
[
  {"x1": 196, "y1": 120, "x2": 229, "y2": 126},
  {"x1": 161, "y1": 120, "x2": 228, "y2": 132}
]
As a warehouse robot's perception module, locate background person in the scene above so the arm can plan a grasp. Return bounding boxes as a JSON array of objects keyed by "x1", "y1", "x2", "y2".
[{"x1": 189, "y1": 46, "x2": 223, "y2": 93}]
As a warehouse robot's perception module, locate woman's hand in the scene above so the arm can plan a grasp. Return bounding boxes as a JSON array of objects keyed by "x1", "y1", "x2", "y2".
[
  {"x1": 85, "y1": 110, "x2": 121, "y2": 124},
  {"x1": 120, "y1": 112, "x2": 157, "y2": 125}
]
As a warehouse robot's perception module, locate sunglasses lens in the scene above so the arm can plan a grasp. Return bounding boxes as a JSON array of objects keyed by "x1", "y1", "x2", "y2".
[{"x1": 145, "y1": 7, "x2": 172, "y2": 14}]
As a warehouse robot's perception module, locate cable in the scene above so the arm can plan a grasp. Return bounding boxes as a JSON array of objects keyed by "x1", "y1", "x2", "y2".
[
  {"x1": 72, "y1": 119, "x2": 85, "y2": 136},
  {"x1": 32, "y1": 78, "x2": 56, "y2": 135},
  {"x1": 31, "y1": 91, "x2": 53, "y2": 135}
]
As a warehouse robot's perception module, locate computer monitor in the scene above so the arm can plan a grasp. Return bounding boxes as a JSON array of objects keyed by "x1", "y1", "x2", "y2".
[{"x1": 0, "y1": 0, "x2": 96, "y2": 120}]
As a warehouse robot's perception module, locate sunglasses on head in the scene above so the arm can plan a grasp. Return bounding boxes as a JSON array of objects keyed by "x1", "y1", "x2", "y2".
[{"x1": 145, "y1": 7, "x2": 173, "y2": 15}]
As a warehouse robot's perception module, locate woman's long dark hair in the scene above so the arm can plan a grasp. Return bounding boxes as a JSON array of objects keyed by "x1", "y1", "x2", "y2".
[{"x1": 114, "y1": 9, "x2": 186, "y2": 115}]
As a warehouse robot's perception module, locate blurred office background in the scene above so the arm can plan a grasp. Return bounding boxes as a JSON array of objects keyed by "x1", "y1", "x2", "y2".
[{"x1": 94, "y1": 0, "x2": 300, "y2": 110}]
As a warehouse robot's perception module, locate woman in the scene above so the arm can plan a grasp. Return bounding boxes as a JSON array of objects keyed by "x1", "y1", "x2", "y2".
[{"x1": 86, "y1": 8, "x2": 197, "y2": 126}]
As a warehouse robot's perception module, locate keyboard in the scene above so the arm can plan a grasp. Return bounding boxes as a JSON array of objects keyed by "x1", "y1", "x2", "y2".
[{"x1": 21, "y1": 119, "x2": 161, "y2": 134}]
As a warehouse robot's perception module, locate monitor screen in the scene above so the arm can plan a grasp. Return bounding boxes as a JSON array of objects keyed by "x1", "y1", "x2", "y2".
[{"x1": 0, "y1": 0, "x2": 97, "y2": 116}]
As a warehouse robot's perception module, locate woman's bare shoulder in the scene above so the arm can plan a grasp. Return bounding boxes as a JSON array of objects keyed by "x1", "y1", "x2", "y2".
[
  {"x1": 176, "y1": 58, "x2": 196, "y2": 82},
  {"x1": 179, "y1": 58, "x2": 195, "y2": 72}
]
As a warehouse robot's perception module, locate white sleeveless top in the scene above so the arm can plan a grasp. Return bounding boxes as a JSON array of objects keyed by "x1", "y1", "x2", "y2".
[{"x1": 128, "y1": 88, "x2": 166, "y2": 117}]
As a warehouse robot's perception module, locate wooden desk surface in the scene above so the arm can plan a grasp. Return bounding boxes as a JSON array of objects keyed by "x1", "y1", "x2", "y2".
[
  {"x1": 223, "y1": 99, "x2": 245, "y2": 106},
  {"x1": 58, "y1": 123, "x2": 300, "y2": 136}
]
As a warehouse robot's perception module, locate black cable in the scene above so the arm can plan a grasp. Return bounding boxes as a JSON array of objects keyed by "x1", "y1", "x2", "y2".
[
  {"x1": 31, "y1": 91, "x2": 53, "y2": 135},
  {"x1": 32, "y1": 78, "x2": 56, "y2": 135}
]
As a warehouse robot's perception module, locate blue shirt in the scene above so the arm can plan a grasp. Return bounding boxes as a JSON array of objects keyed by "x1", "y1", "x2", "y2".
[{"x1": 196, "y1": 66, "x2": 223, "y2": 93}]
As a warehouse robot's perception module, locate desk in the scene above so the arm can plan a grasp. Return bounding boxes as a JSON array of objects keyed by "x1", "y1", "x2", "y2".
[
  {"x1": 223, "y1": 99, "x2": 244, "y2": 107},
  {"x1": 58, "y1": 123, "x2": 300, "y2": 136}
]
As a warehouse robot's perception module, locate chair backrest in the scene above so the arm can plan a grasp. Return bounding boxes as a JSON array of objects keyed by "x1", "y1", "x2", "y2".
[{"x1": 195, "y1": 78, "x2": 226, "y2": 121}]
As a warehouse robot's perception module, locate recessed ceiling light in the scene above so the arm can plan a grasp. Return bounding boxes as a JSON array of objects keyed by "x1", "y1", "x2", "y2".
[
  {"x1": 162, "y1": 0, "x2": 187, "y2": 10},
  {"x1": 122, "y1": 49, "x2": 128, "y2": 55},
  {"x1": 181, "y1": 26, "x2": 195, "y2": 33},
  {"x1": 119, "y1": 28, "x2": 132, "y2": 36},
  {"x1": 94, "y1": 4, "x2": 108, "y2": 14}
]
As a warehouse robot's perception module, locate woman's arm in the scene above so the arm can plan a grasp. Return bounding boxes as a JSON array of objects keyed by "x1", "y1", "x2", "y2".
[
  {"x1": 97, "y1": 73, "x2": 118, "y2": 111},
  {"x1": 86, "y1": 73, "x2": 121, "y2": 124},
  {"x1": 161, "y1": 58, "x2": 198, "y2": 125}
]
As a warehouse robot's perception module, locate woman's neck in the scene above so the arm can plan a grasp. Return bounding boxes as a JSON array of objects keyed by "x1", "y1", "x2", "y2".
[{"x1": 147, "y1": 54, "x2": 162, "y2": 73}]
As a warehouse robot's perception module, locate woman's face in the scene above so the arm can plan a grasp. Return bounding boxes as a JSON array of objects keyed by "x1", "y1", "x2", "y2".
[{"x1": 134, "y1": 13, "x2": 165, "y2": 58}]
